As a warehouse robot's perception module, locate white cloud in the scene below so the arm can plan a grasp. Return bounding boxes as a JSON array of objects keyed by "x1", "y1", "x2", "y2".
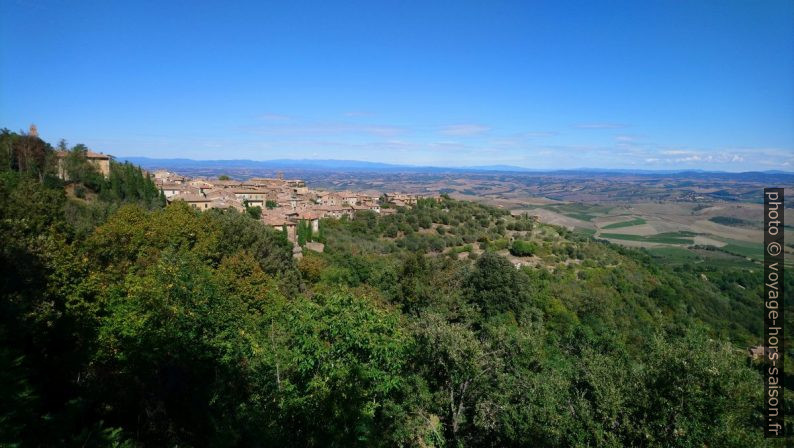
[
  {"x1": 671, "y1": 152, "x2": 745, "y2": 164},
  {"x1": 520, "y1": 131, "x2": 558, "y2": 138},
  {"x1": 440, "y1": 124, "x2": 491, "y2": 136}
]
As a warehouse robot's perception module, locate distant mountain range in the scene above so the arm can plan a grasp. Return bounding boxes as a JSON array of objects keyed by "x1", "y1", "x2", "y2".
[
  {"x1": 120, "y1": 156, "x2": 794, "y2": 177},
  {"x1": 120, "y1": 157, "x2": 534, "y2": 173}
]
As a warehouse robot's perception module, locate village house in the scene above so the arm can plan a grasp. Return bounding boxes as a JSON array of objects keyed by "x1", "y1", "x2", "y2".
[
  {"x1": 297, "y1": 210, "x2": 322, "y2": 233},
  {"x1": 160, "y1": 183, "x2": 200, "y2": 198},
  {"x1": 232, "y1": 188, "x2": 269, "y2": 208},
  {"x1": 153, "y1": 170, "x2": 172, "y2": 181},
  {"x1": 205, "y1": 189, "x2": 238, "y2": 201},
  {"x1": 339, "y1": 191, "x2": 359, "y2": 205},
  {"x1": 357, "y1": 193, "x2": 380, "y2": 206},
  {"x1": 187, "y1": 179, "x2": 215, "y2": 194},
  {"x1": 153, "y1": 170, "x2": 187, "y2": 184},
  {"x1": 170, "y1": 192, "x2": 212, "y2": 210},
  {"x1": 383, "y1": 192, "x2": 419, "y2": 206},
  {"x1": 261, "y1": 213, "x2": 297, "y2": 241},
  {"x1": 316, "y1": 191, "x2": 344, "y2": 206},
  {"x1": 314, "y1": 205, "x2": 352, "y2": 219}
]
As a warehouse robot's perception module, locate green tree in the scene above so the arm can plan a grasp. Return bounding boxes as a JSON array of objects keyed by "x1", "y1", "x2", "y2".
[
  {"x1": 268, "y1": 292, "x2": 413, "y2": 446},
  {"x1": 246, "y1": 205, "x2": 262, "y2": 220},
  {"x1": 464, "y1": 252, "x2": 534, "y2": 317},
  {"x1": 412, "y1": 312, "x2": 501, "y2": 443}
]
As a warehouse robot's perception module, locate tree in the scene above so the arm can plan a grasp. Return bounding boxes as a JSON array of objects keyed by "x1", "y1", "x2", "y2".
[
  {"x1": 246, "y1": 205, "x2": 262, "y2": 220},
  {"x1": 218, "y1": 174, "x2": 231, "y2": 180},
  {"x1": 412, "y1": 313, "x2": 501, "y2": 442},
  {"x1": 629, "y1": 330, "x2": 764, "y2": 446},
  {"x1": 464, "y1": 252, "x2": 534, "y2": 317},
  {"x1": 268, "y1": 292, "x2": 412, "y2": 446},
  {"x1": 93, "y1": 248, "x2": 263, "y2": 445},
  {"x1": 11, "y1": 132, "x2": 53, "y2": 179}
]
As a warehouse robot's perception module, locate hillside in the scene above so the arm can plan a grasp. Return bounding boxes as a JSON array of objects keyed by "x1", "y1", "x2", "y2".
[{"x1": 1, "y1": 130, "x2": 792, "y2": 446}]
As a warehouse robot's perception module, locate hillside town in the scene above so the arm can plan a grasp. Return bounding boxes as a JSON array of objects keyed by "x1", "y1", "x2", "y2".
[{"x1": 152, "y1": 169, "x2": 436, "y2": 249}]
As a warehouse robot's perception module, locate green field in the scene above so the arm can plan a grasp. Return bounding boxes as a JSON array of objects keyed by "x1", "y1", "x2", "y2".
[
  {"x1": 602, "y1": 218, "x2": 646, "y2": 229},
  {"x1": 600, "y1": 231, "x2": 696, "y2": 245},
  {"x1": 708, "y1": 216, "x2": 755, "y2": 228},
  {"x1": 645, "y1": 246, "x2": 700, "y2": 262},
  {"x1": 541, "y1": 203, "x2": 613, "y2": 222},
  {"x1": 573, "y1": 227, "x2": 597, "y2": 237},
  {"x1": 719, "y1": 242, "x2": 764, "y2": 261},
  {"x1": 645, "y1": 245, "x2": 766, "y2": 270},
  {"x1": 703, "y1": 235, "x2": 764, "y2": 261},
  {"x1": 567, "y1": 212, "x2": 597, "y2": 221}
]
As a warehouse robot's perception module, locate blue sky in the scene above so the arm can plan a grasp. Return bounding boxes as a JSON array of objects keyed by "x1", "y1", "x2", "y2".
[{"x1": 1, "y1": 0, "x2": 792, "y2": 170}]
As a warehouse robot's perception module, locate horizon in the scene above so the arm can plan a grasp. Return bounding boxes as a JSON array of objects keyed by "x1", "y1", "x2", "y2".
[
  {"x1": 2, "y1": 1, "x2": 793, "y2": 171},
  {"x1": 119, "y1": 154, "x2": 794, "y2": 175}
]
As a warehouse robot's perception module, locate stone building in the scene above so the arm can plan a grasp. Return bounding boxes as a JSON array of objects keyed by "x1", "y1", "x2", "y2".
[{"x1": 56, "y1": 150, "x2": 112, "y2": 179}]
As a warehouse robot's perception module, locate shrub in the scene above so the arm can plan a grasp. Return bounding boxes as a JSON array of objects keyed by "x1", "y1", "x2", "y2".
[{"x1": 509, "y1": 240, "x2": 537, "y2": 257}]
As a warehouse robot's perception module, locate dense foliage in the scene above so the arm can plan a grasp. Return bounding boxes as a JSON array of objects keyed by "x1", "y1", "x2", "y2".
[{"x1": 1, "y1": 130, "x2": 791, "y2": 446}]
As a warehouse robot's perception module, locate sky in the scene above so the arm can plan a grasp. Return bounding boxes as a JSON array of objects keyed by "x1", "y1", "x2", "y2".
[{"x1": 1, "y1": 0, "x2": 793, "y2": 171}]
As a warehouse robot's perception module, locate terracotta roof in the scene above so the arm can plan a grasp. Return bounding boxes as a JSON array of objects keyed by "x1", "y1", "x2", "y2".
[
  {"x1": 160, "y1": 183, "x2": 194, "y2": 190},
  {"x1": 232, "y1": 188, "x2": 271, "y2": 194},
  {"x1": 314, "y1": 205, "x2": 347, "y2": 211},
  {"x1": 206, "y1": 190, "x2": 238, "y2": 200},
  {"x1": 188, "y1": 180, "x2": 214, "y2": 188},
  {"x1": 297, "y1": 210, "x2": 323, "y2": 219},
  {"x1": 261, "y1": 214, "x2": 292, "y2": 226},
  {"x1": 170, "y1": 193, "x2": 209, "y2": 202}
]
